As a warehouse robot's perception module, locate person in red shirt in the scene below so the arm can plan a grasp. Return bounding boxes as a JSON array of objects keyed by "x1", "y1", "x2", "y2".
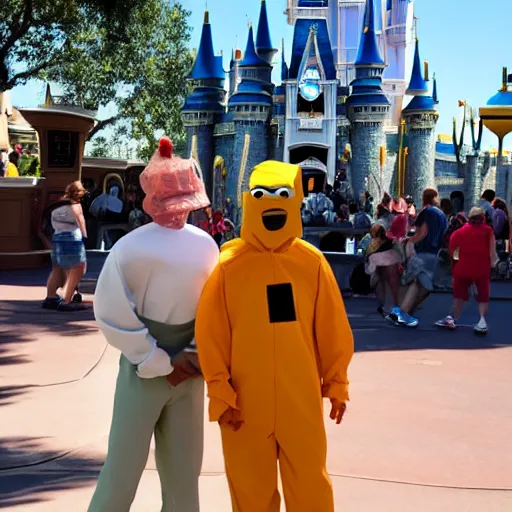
[{"x1": 435, "y1": 207, "x2": 498, "y2": 334}]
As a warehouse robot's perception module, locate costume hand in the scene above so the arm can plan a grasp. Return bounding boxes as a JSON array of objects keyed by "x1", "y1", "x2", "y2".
[
  {"x1": 219, "y1": 407, "x2": 243, "y2": 432},
  {"x1": 172, "y1": 351, "x2": 202, "y2": 376},
  {"x1": 329, "y1": 399, "x2": 347, "y2": 425},
  {"x1": 167, "y1": 352, "x2": 202, "y2": 386}
]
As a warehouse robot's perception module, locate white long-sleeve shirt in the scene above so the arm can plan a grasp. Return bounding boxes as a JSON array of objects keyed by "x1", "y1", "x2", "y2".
[{"x1": 94, "y1": 222, "x2": 219, "y2": 378}]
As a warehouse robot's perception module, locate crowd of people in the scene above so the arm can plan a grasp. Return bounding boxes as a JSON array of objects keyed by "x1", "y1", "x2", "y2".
[
  {"x1": 0, "y1": 143, "x2": 39, "y2": 177},
  {"x1": 355, "y1": 186, "x2": 510, "y2": 333}
]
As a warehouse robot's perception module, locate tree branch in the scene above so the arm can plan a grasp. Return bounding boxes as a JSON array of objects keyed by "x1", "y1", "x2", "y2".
[
  {"x1": 4, "y1": 58, "x2": 56, "y2": 91},
  {"x1": 0, "y1": 0, "x2": 34, "y2": 59},
  {"x1": 87, "y1": 115, "x2": 121, "y2": 140}
]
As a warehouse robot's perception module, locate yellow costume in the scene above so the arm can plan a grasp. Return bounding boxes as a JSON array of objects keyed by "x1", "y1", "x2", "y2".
[{"x1": 195, "y1": 161, "x2": 354, "y2": 511}]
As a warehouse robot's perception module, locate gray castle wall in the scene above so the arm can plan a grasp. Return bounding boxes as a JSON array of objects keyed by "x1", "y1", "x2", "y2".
[
  {"x1": 384, "y1": 152, "x2": 398, "y2": 197},
  {"x1": 404, "y1": 128, "x2": 436, "y2": 207},
  {"x1": 435, "y1": 158, "x2": 458, "y2": 177},
  {"x1": 350, "y1": 124, "x2": 385, "y2": 201},
  {"x1": 214, "y1": 133, "x2": 235, "y2": 200},
  {"x1": 186, "y1": 125, "x2": 215, "y2": 199},
  {"x1": 229, "y1": 121, "x2": 270, "y2": 209},
  {"x1": 270, "y1": 132, "x2": 285, "y2": 162},
  {"x1": 495, "y1": 161, "x2": 510, "y2": 200},
  {"x1": 464, "y1": 155, "x2": 480, "y2": 210}
]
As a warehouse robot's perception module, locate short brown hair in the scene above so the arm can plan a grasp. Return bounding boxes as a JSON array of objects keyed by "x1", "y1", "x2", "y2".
[
  {"x1": 64, "y1": 181, "x2": 86, "y2": 202},
  {"x1": 422, "y1": 188, "x2": 438, "y2": 207}
]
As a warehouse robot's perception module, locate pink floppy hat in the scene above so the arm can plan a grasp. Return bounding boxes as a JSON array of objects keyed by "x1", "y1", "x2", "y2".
[{"x1": 140, "y1": 137, "x2": 210, "y2": 229}]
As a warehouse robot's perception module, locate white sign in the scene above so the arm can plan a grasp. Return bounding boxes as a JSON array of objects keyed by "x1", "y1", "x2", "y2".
[{"x1": 299, "y1": 118, "x2": 323, "y2": 130}]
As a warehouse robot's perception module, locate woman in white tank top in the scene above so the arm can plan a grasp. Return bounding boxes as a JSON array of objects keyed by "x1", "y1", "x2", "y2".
[{"x1": 43, "y1": 181, "x2": 88, "y2": 311}]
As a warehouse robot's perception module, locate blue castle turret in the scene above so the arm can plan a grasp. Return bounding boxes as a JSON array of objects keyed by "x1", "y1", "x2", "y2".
[
  {"x1": 228, "y1": 17, "x2": 274, "y2": 207},
  {"x1": 402, "y1": 38, "x2": 439, "y2": 206},
  {"x1": 182, "y1": 11, "x2": 226, "y2": 199},
  {"x1": 255, "y1": 0, "x2": 278, "y2": 66},
  {"x1": 346, "y1": 0, "x2": 391, "y2": 200}
]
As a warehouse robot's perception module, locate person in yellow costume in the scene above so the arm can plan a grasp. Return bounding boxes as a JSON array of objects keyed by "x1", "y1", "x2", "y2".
[{"x1": 195, "y1": 161, "x2": 354, "y2": 512}]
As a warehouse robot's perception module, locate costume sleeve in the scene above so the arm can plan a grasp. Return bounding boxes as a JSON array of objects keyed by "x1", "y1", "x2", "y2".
[
  {"x1": 195, "y1": 264, "x2": 237, "y2": 422},
  {"x1": 314, "y1": 255, "x2": 354, "y2": 403},
  {"x1": 93, "y1": 249, "x2": 173, "y2": 379}
]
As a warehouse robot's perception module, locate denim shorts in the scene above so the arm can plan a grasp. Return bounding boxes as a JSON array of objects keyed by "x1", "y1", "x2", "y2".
[{"x1": 51, "y1": 231, "x2": 86, "y2": 269}]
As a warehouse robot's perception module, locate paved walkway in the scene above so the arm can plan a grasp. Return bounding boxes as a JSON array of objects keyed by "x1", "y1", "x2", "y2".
[{"x1": 0, "y1": 277, "x2": 511, "y2": 511}]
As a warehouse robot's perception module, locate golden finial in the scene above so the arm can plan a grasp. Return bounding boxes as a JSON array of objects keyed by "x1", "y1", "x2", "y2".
[
  {"x1": 501, "y1": 67, "x2": 508, "y2": 92},
  {"x1": 44, "y1": 83, "x2": 53, "y2": 106}
]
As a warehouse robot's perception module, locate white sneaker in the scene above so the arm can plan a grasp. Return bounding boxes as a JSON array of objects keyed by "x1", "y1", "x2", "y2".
[{"x1": 474, "y1": 318, "x2": 488, "y2": 335}]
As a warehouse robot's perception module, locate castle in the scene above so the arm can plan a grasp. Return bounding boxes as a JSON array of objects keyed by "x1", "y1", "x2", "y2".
[{"x1": 182, "y1": 0, "x2": 509, "y2": 218}]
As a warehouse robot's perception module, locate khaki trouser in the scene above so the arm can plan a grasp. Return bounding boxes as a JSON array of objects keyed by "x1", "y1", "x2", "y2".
[{"x1": 88, "y1": 355, "x2": 204, "y2": 512}]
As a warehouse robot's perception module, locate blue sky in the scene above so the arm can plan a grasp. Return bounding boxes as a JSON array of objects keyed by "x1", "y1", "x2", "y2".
[{"x1": 10, "y1": 0, "x2": 511, "y2": 150}]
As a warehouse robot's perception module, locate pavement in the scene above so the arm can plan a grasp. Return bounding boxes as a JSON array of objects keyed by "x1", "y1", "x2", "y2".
[{"x1": 0, "y1": 269, "x2": 512, "y2": 511}]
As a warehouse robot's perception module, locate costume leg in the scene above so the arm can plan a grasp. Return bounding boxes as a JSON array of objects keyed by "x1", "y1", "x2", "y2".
[
  {"x1": 278, "y1": 417, "x2": 335, "y2": 512},
  {"x1": 154, "y1": 377, "x2": 205, "y2": 512},
  {"x1": 221, "y1": 427, "x2": 281, "y2": 512},
  {"x1": 88, "y1": 356, "x2": 170, "y2": 512}
]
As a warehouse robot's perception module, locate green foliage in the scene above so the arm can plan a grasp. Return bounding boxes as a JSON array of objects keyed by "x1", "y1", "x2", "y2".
[
  {"x1": 0, "y1": 0, "x2": 146, "y2": 91},
  {"x1": 50, "y1": 0, "x2": 193, "y2": 160},
  {"x1": 1, "y1": 0, "x2": 193, "y2": 161},
  {"x1": 17, "y1": 154, "x2": 40, "y2": 176},
  {"x1": 88, "y1": 136, "x2": 110, "y2": 158}
]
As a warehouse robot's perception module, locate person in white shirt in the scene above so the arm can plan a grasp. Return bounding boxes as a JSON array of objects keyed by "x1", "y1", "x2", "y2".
[{"x1": 88, "y1": 137, "x2": 219, "y2": 512}]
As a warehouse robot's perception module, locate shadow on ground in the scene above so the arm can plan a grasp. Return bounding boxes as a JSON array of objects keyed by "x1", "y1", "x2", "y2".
[
  {"x1": 0, "y1": 300, "x2": 96, "y2": 410},
  {"x1": 346, "y1": 294, "x2": 512, "y2": 353},
  {"x1": 0, "y1": 436, "x2": 101, "y2": 508},
  {"x1": 0, "y1": 300, "x2": 95, "y2": 347}
]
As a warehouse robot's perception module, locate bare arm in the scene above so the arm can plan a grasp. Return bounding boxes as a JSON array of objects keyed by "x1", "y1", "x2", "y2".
[
  {"x1": 408, "y1": 221, "x2": 427, "y2": 244},
  {"x1": 71, "y1": 203, "x2": 87, "y2": 238},
  {"x1": 490, "y1": 232, "x2": 498, "y2": 268}
]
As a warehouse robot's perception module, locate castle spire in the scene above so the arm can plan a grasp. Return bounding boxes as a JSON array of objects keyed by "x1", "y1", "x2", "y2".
[
  {"x1": 255, "y1": 0, "x2": 277, "y2": 66},
  {"x1": 240, "y1": 23, "x2": 268, "y2": 67},
  {"x1": 281, "y1": 39, "x2": 289, "y2": 81},
  {"x1": 432, "y1": 73, "x2": 439, "y2": 104},
  {"x1": 406, "y1": 38, "x2": 428, "y2": 96},
  {"x1": 188, "y1": 11, "x2": 225, "y2": 80},
  {"x1": 256, "y1": 0, "x2": 272, "y2": 52},
  {"x1": 355, "y1": 0, "x2": 385, "y2": 66}
]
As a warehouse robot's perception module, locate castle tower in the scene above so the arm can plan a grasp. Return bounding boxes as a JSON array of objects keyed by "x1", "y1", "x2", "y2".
[
  {"x1": 271, "y1": 40, "x2": 288, "y2": 162},
  {"x1": 182, "y1": 11, "x2": 225, "y2": 199},
  {"x1": 402, "y1": 38, "x2": 439, "y2": 206},
  {"x1": 382, "y1": 0, "x2": 415, "y2": 128},
  {"x1": 255, "y1": 0, "x2": 278, "y2": 66},
  {"x1": 346, "y1": 0, "x2": 390, "y2": 201},
  {"x1": 228, "y1": 22, "x2": 273, "y2": 207},
  {"x1": 284, "y1": 18, "x2": 338, "y2": 189}
]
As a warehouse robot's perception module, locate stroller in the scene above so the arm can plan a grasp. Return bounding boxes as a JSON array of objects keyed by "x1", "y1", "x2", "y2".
[{"x1": 492, "y1": 240, "x2": 511, "y2": 280}]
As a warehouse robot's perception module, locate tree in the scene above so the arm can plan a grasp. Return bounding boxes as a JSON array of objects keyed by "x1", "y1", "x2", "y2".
[
  {"x1": 0, "y1": 0, "x2": 147, "y2": 92},
  {"x1": 47, "y1": 0, "x2": 193, "y2": 159}
]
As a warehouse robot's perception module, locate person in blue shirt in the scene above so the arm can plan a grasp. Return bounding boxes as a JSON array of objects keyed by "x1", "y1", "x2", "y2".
[{"x1": 396, "y1": 188, "x2": 448, "y2": 327}]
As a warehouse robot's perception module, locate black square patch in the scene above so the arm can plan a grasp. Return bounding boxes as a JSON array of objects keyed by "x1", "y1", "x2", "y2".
[{"x1": 267, "y1": 283, "x2": 296, "y2": 323}]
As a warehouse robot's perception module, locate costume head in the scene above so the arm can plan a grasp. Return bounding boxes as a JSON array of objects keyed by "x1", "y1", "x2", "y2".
[
  {"x1": 241, "y1": 161, "x2": 303, "y2": 251},
  {"x1": 140, "y1": 137, "x2": 210, "y2": 230}
]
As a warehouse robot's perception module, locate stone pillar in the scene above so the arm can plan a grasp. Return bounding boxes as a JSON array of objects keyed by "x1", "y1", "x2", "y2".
[
  {"x1": 403, "y1": 111, "x2": 438, "y2": 207},
  {"x1": 464, "y1": 154, "x2": 481, "y2": 210},
  {"x1": 350, "y1": 122, "x2": 385, "y2": 201}
]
